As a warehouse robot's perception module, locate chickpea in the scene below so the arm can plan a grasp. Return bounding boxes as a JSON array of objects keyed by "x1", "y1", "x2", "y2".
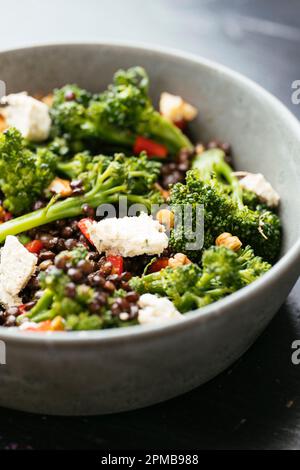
[
  {"x1": 48, "y1": 177, "x2": 73, "y2": 197},
  {"x1": 41, "y1": 93, "x2": 54, "y2": 107},
  {"x1": 156, "y1": 209, "x2": 175, "y2": 229},
  {"x1": 195, "y1": 143, "x2": 205, "y2": 155},
  {"x1": 215, "y1": 232, "x2": 242, "y2": 252},
  {"x1": 168, "y1": 253, "x2": 192, "y2": 268}
]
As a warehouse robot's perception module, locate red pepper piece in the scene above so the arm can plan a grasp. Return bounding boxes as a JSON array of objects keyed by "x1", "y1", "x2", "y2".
[
  {"x1": 25, "y1": 239, "x2": 44, "y2": 254},
  {"x1": 148, "y1": 257, "x2": 169, "y2": 273},
  {"x1": 133, "y1": 136, "x2": 168, "y2": 158},
  {"x1": 23, "y1": 320, "x2": 52, "y2": 332},
  {"x1": 77, "y1": 218, "x2": 94, "y2": 244},
  {"x1": 106, "y1": 255, "x2": 124, "y2": 275}
]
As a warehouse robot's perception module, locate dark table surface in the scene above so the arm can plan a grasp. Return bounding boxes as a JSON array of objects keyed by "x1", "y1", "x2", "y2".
[{"x1": 0, "y1": 0, "x2": 300, "y2": 450}]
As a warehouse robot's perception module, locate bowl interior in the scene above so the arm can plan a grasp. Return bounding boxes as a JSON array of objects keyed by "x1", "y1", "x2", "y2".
[{"x1": 0, "y1": 43, "x2": 299, "y2": 256}]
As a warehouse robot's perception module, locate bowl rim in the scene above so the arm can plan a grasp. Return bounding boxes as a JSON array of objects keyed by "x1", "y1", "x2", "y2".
[{"x1": 0, "y1": 40, "x2": 299, "y2": 344}]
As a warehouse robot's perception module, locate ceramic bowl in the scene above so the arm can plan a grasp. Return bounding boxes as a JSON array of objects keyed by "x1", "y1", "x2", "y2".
[{"x1": 0, "y1": 43, "x2": 299, "y2": 415}]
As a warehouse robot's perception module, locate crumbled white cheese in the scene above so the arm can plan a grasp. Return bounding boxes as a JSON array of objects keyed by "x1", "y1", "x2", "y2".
[
  {"x1": 159, "y1": 92, "x2": 198, "y2": 122},
  {"x1": 0, "y1": 235, "x2": 37, "y2": 308},
  {"x1": 19, "y1": 321, "x2": 38, "y2": 331},
  {"x1": 0, "y1": 286, "x2": 20, "y2": 309},
  {"x1": 88, "y1": 213, "x2": 169, "y2": 257},
  {"x1": 238, "y1": 172, "x2": 280, "y2": 208},
  {"x1": 0, "y1": 92, "x2": 51, "y2": 141},
  {"x1": 138, "y1": 293, "x2": 182, "y2": 325}
]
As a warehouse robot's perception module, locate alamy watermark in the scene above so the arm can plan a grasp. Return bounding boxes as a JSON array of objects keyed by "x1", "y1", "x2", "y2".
[
  {"x1": 0, "y1": 80, "x2": 5, "y2": 100},
  {"x1": 291, "y1": 80, "x2": 300, "y2": 104},
  {"x1": 95, "y1": 198, "x2": 205, "y2": 251},
  {"x1": 291, "y1": 340, "x2": 300, "y2": 365},
  {"x1": 0, "y1": 340, "x2": 6, "y2": 365}
]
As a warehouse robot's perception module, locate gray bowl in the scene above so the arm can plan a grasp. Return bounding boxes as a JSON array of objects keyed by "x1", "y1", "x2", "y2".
[{"x1": 0, "y1": 43, "x2": 300, "y2": 416}]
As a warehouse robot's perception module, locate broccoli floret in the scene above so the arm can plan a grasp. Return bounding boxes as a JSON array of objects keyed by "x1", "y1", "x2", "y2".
[
  {"x1": 241, "y1": 188, "x2": 260, "y2": 210},
  {"x1": 131, "y1": 245, "x2": 271, "y2": 312},
  {"x1": 192, "y1": 149, "x2": 244, "y2": 208},
  {"x1": 195, "y1": 245, "x2": 271, "y2": 306},
  {"x1": 169, "y1": 151, "x2": 281, "y2": 263},
  {"x1": 57, "y1": 151, "x2": 93, "y2": 180},
  {"x1": 237, "y1": 244, "x2": 272, "y2": 284},
  {"x1": 59, "y1": 151, "x2": 161, "y2": 194},
  {"x1": 51, "y1": 67, "x2": 193, "y2": 154},
  {"x1": 17, "y1": 265, "x2": 99, "y2": 328},
  {"x1": 65, "y1": 313, "x2": 102, "y2": 331},
  {"x1": 52, "y1": 84, "x2": 92, "y2": 107},
  {"x1": 193, "y1": 149, "x2": 271, "y2": 212},
  {"x1": 130, "y1": 263, "x2": 202, "y2": 312},
  {"x1": 55, "y1": 245, "x2": 89, "y2": 267},
  {"x1": 17, "y1": 249, "x2": 140, "y2": 330},
  {"x1": 0, "y1": 128, "x2": 57, "y2": 215},
  {"x1": 0, "y1": 152, "x2": 163, "y2": 241}
]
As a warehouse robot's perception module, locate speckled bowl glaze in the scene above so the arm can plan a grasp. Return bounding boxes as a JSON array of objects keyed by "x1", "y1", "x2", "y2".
[{"x1": 0, "y1": 43, "x2": 299, "y2": 416}]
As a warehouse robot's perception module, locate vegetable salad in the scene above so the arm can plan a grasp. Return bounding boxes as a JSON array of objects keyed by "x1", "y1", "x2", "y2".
[{"x1": 0, "y1": 66, "x2": 281, "y2": 331}]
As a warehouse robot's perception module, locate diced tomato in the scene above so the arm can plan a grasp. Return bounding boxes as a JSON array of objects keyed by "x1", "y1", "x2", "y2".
[
  {"x1": 78, "y1": 218, "x2": 94, "y2": 244},
  {"x1": 174, "y1": 119, "x2": 186, "y2": 130},
  {"x1": 18, "y1": 304, "x2": 27, "y2": 316},
  {"x1": 134, "y1": 136, "x2": 168, "y2": 158},
  {"x1": 25, "y1": 239, "x2": 44, "y2": 254},
  {"x1": 106, "y1": 255, "x2": 124, "y2": 275},
  {"x1": 148, "y1": 257, "x2": 169, "y2": 273},
  {"x1": 23, "y1": 320, "x2": 52, "y2": 332}
]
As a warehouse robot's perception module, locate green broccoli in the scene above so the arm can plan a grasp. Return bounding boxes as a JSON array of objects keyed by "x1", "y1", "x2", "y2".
[
  {"x1": 0, "y1": 152, "x2": 163, "y2": 241},
  {"x1": 192, "y1": 148, "x2": 244, "y2": 208},
  {"x1": 65, "y1": 313, "x2": 103, "y2": 331},
  {"x1": 55, "y1": 244, "x2": 89, "y2": 266},
  {"x1": 17, "y1": 250, "x2": 139, "y2": 330},
  {"x1": 169, "y1": 150, "x2": 281, "y2": 263},
  {"x1": 17, "y1": 265, "x2": 102, "y2": 329},
  {"x1": 0, "y1": 128, "x2": 57, "y2": 215},
  {"x1": 130, "y1": 263, "x2": 202, "y2": 312},
  {"x1": 131, "y1": 245, "x2": 271, "y2": 312},
  {"x1": 56, "y1": 151, "x2": 93, "y2": 180},
  {"x1": 51, "y1": 67, "x2": 193, "y2": 154},
  {"x1": 236, "y1": 244, "x2": 272, "y2": 284}
]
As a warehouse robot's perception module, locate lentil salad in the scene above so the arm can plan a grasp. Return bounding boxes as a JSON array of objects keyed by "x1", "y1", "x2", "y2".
[{"x1": 0, "y1": 66, "x2": 281, "y2": 331}]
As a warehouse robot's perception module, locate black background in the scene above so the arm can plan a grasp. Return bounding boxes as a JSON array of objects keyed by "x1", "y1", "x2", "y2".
[{"x1": 0, "y1": 0, "x2": 300, "y2": 450}]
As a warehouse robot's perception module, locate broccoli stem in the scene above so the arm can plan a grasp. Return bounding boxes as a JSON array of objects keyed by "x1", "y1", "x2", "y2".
[
  {"x1": 93, "y1": 125, "x2": 135, "y2": 148},
  {"x1": 0, "y1": 184, "x2": 154, "y2": 242},
  {"x1": 192, "y1": 148, "x2": 244, "y2": 208},
  {"x1": 141, "y1": 112, "x2": 193, "y2": 153},
  {"x1": 17, "y1": 289, "x2": 54, "y2": 324},
  {"x1": 218, "y1": 160, "x2": 244, "y2": 209}
]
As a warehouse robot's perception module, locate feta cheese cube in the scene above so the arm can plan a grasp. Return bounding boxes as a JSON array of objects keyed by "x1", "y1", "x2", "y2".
[
  {"x1": 88, "y1": 213, "x2": 169, "y2": 257},
  {"x1": 138, "y1": 294, "x2": 182, "y2": 325},
  {"x1": 159, "y1": 92, "x2": 198, "y2": 122},
  {"x1": 0, "y1": 286, "x2": 21, "y2": 309},
  {"x1": 0, "y1": 92, "x2": 51, "y2": 141},
  {"x1": 0, "y1": 235, "x2": 37, "y2": 308},
  {"x1": 238, "y1": 172, "x2": 280, "y2": 208}
]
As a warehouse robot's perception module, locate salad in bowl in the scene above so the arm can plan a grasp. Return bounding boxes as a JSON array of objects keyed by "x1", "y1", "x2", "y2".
[{"x1": 0, "y1": 66, "x2": 281, "y2": 333}]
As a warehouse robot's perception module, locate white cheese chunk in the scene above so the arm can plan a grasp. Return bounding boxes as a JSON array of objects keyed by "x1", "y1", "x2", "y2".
[
  {"x1": 0, "y1": 286, "x2": 21, "y2": 309},
  {"x1": 138, "y1": 294, "x2": 182, "y2": 325},
  {"x1": 88, "y1": 213, "x2": 169, "y2": 257},
  {"x1": 159, "y1": 92, "x2": 198, "y2": 122},
  {"x1": 238, "y1": 172, "x2": 280, "y2": 208},
  {"x1": 0, "y1": 235, "x2": 37, "y2": 308},
  {"x1": 0, "y1": 92, "x2": 51, "y2": 141}
]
